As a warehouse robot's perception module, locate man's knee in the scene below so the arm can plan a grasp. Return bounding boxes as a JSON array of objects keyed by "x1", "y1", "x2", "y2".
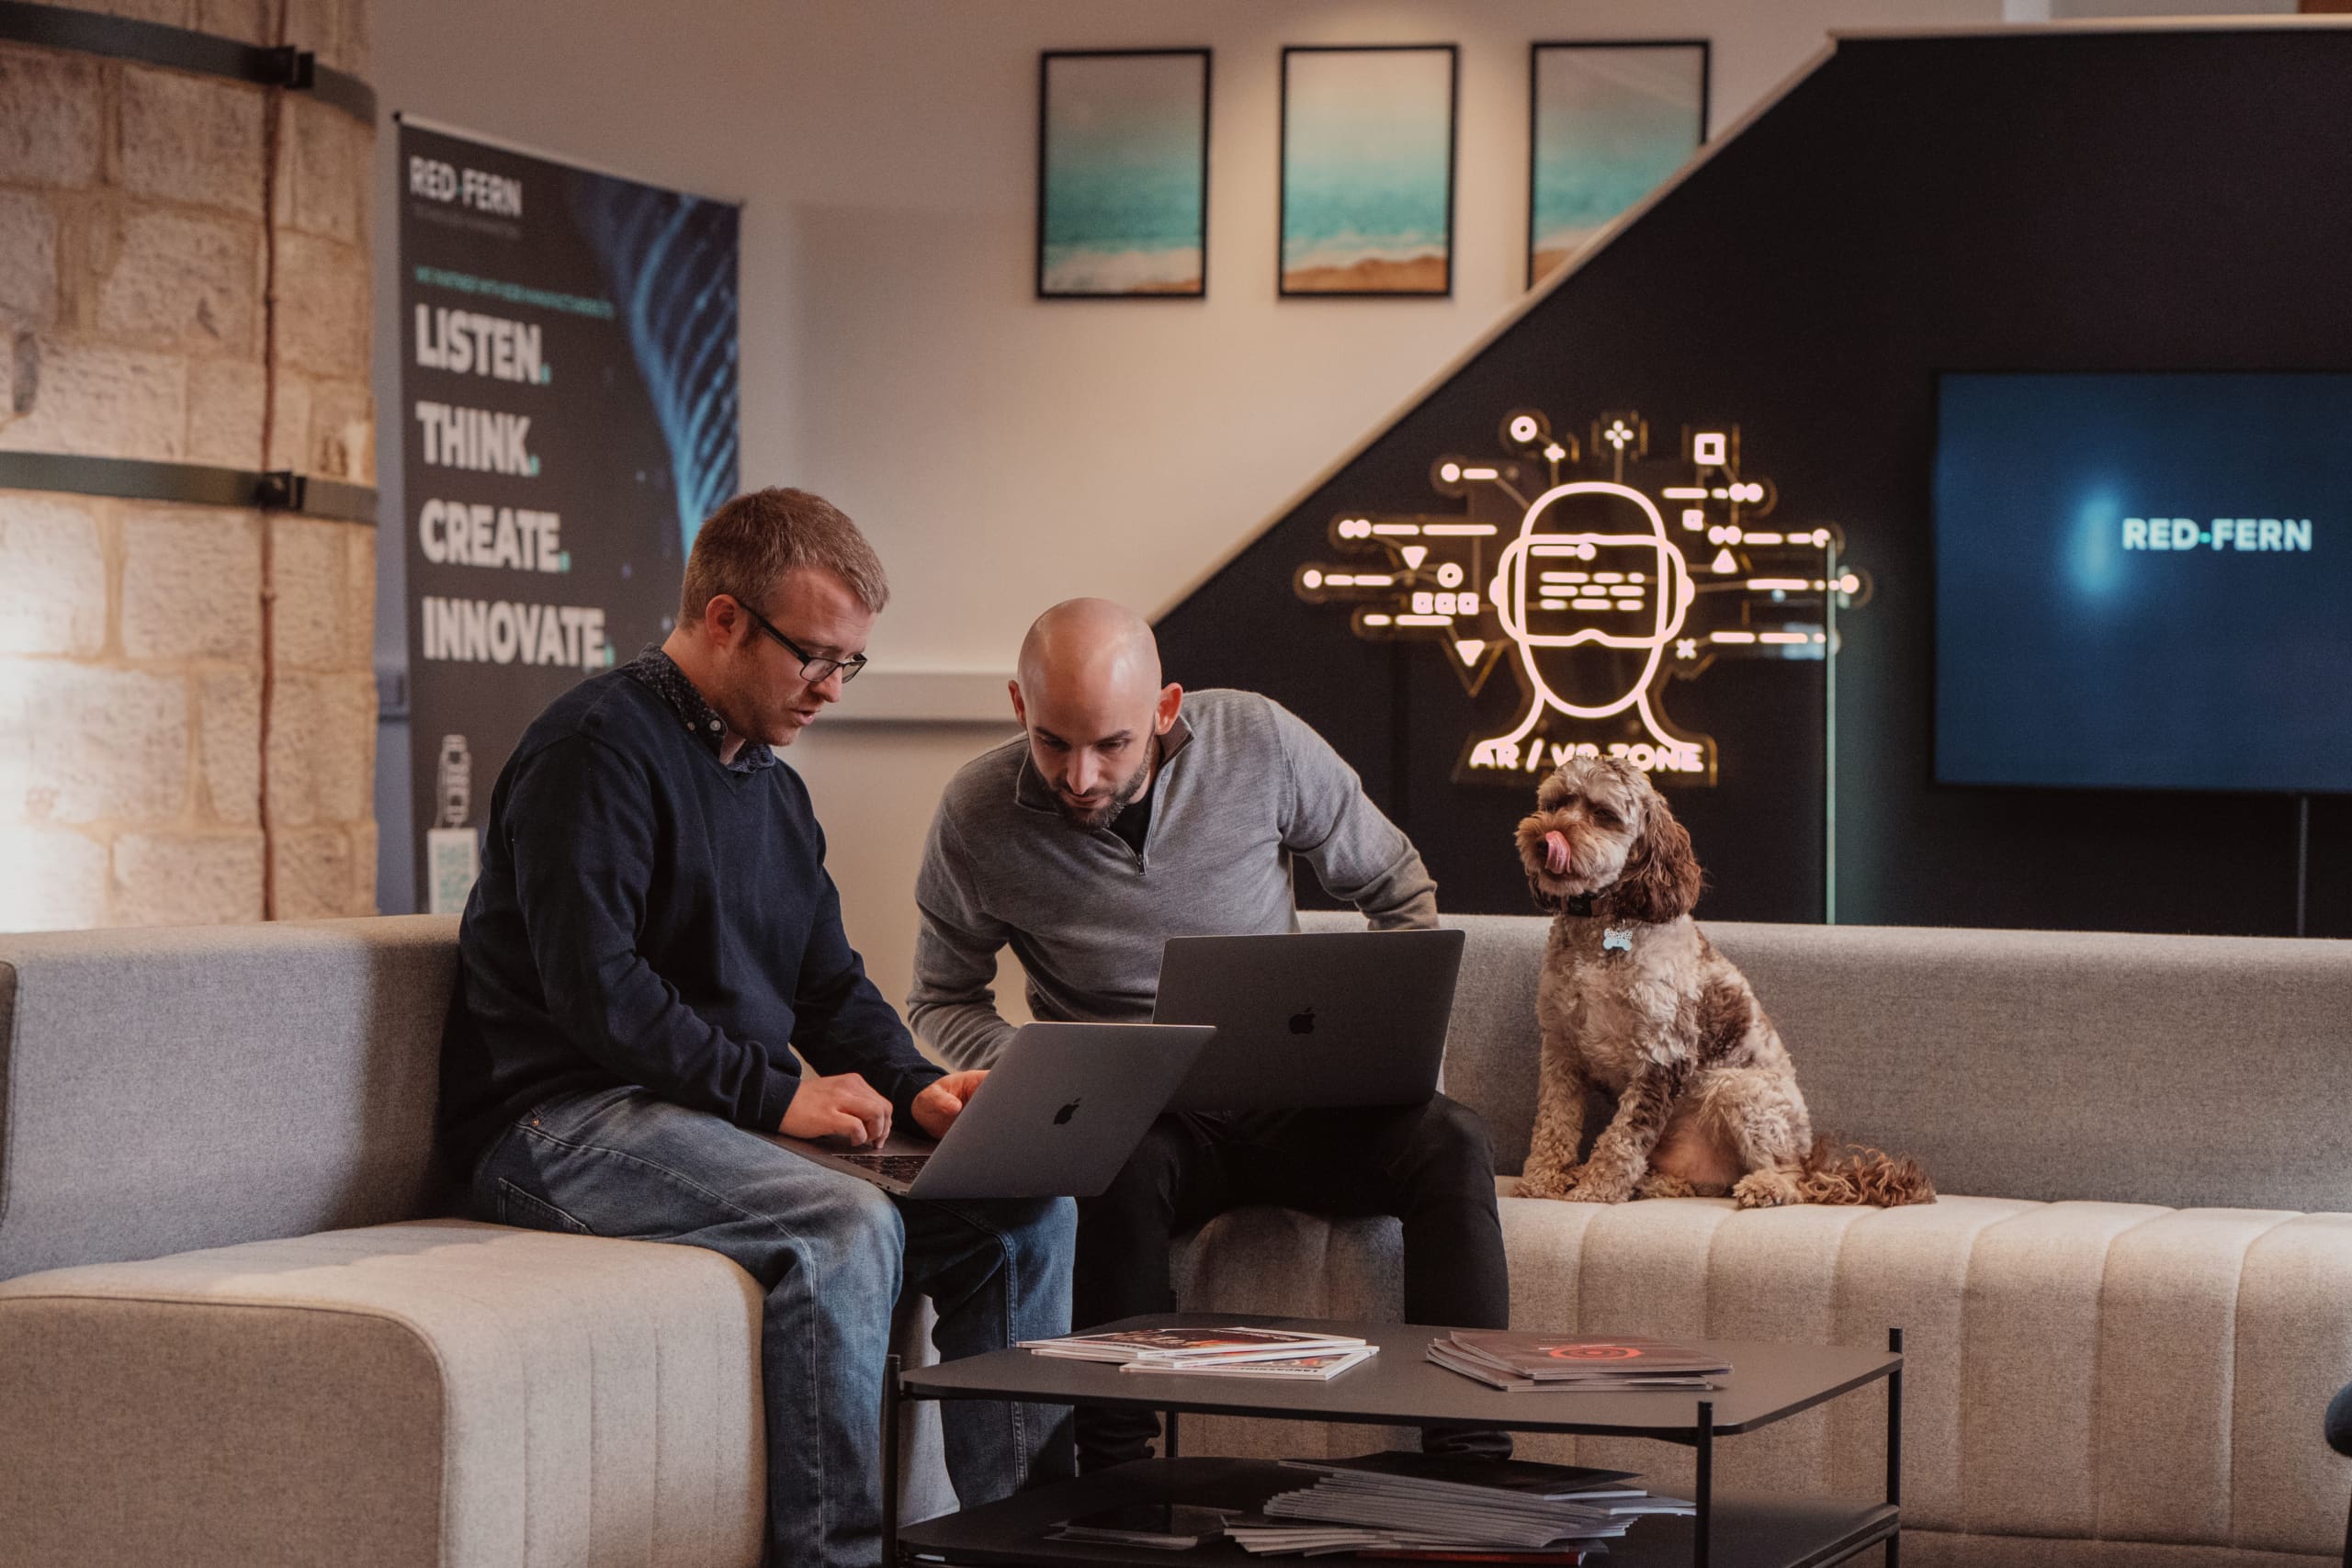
[
  {"x1": 997, "y1": 1195, "x2": 1078, "y2": 1269},
  {"x1": 835, "y1": 1173, "x2": 909, "y2": 1246},
  {"x1": 779, "y1": 1169, "x2": 908, "y2": 1291},
  {"x1": 1406, "y1": 1095, "x2": 1498, "y2": 1190},
  {"x1": 1080, "y1": 1118, "x2": 1190, "y2": 1224}
]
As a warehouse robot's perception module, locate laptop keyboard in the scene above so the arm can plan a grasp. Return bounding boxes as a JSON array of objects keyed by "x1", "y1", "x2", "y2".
[{"x1": 838, "y1": 1153, "x2": 932, "y2": 1183}]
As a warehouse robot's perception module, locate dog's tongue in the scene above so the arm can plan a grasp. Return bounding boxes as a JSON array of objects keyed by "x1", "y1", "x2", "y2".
[{"x1": 1544, "y1": 830, "x2": 1571, "y2": 876}]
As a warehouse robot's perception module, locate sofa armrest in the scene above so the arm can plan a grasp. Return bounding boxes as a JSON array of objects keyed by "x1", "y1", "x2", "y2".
[{"x1": 0, "y1": 1220, "x2": 765, "y2": 1568}]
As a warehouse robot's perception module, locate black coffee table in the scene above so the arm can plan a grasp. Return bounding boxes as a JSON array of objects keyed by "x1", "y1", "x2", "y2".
[{"x1": 886, "y1": 1314, "x2": 1903, "y2": 1568}]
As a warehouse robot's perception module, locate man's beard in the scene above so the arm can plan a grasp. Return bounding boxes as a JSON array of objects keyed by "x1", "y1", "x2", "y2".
[{"x1": 1054, "y1": 744, "x2": 1155, "y2": 831}]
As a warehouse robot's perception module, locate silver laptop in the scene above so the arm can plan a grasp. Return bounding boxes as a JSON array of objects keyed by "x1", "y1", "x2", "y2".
[
  {"x1": 765, "y1": 1021, "x2": 1214, "y2": 1199},
  {"x1": 1151, "y1": 929, "x2": 1465, "y2": 1112}
]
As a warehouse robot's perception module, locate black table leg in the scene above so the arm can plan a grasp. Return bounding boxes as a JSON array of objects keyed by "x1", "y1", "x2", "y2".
[
  {"x1": 1695, "y1": 1398, "x2": 1713, "y2": 1568},
  {"x1": 1887, "y1": 1327, "x2": 1904, "y2": 1567},
  {"x1": 1164, "y1": 1408, "x2": 1181, "y2": 1459},
  {"x1": 883, "y1": 1353, "x2": 902, "y2": 1567}
]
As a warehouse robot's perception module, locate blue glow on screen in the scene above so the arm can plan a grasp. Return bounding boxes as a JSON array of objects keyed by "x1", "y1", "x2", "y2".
[{"x1": 1934, "y1": 372, "x2": 2352, "y2": 794}]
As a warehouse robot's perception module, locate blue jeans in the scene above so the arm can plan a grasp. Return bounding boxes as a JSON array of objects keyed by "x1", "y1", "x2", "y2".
[{"x1": 471, "y1": 1085, "x2": 1077, "y2": 1568}]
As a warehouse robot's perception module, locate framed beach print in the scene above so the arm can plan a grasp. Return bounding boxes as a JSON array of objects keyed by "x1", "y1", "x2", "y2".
[
  {"x1": 1280, "y1": 44, "x2": 1457, "y2": 297},
  {"x1": 1528, "y1": 41, "x2": 1709, "y2": 288},
  {"x1": 1037, "y1": 49, "x2": 1211, "y2": 299}
]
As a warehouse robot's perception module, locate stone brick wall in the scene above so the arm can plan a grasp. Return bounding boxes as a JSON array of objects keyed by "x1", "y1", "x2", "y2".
[{"x1": 0, "y1": 0, "x2": 377, "y2": 930}]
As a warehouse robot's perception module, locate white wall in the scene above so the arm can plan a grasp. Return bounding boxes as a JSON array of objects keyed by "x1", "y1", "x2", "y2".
[
  {"x1": 372, "y1": 0, "x2": 2008, "y2": 1012},
  {"x1": 760, "y1": 0, "x2": 2026, "y2": 667}
]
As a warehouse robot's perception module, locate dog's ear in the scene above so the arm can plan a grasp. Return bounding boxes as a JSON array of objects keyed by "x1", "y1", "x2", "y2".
[{"x1": 1607, "y1": 789, "x2": 1702, "y2": 924}]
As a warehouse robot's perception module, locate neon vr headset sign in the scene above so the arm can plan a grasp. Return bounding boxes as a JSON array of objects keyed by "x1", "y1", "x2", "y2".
[{"x1": 1294, "y1": 409, "x2": 1868, "y2": 785}]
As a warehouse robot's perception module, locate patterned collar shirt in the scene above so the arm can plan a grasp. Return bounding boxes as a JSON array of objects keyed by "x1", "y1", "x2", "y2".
[{"x1": 620, "y1": 644, "x2": 776, "y2": 774}]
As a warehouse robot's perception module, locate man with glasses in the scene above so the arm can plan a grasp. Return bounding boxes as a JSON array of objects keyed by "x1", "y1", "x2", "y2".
[{"x1": 439, "y1": 489, "x2": 1075, "y2": 1568}]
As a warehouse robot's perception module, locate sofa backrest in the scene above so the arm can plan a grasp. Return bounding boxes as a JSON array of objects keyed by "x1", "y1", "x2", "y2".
[
  {"x1": 7, "y1": 908, "x2": 2346, "y2": 1280},
  {"x1": 1308, "y1": 910, "x2": 2352, "y2": 1213},
  {"x1": 0, "y1": 916, "x2": 461, "y2": 1281}
]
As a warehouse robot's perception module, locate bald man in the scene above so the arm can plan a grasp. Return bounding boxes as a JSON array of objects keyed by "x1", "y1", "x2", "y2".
[{"x1": 909, "y1": 599, "x2": 1511, "y2": 1471}]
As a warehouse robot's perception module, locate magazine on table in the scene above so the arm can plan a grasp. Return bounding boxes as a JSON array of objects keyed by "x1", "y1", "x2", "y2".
[
  {"x1": 1272, "y1": 1480, "x2": 1635, "y2": 1529},
  {"x1": 1223, "y1": 1516, "x2": 1600, "y2": 1561},
  {"x1": 1234, "y1": 1447, "x2": 1696, "y2": 1557},
  {"x1": 1021, "y1": 1325, "x2": 1367, "y2": 1365},
  {"x1": 1279, "y1": 1451, "x2": 1641, "y2": 1501},
  {"x1": 1261, "y1": 1490, "x2": 1634, "y2": 1546},
  {"x1": 1224, "y1": 1516, "x2": 1607, "y2": 1558},
  {"x1": 1440, "y1": 1331, "x2": 1730, "y2": 1380},
  {"x1": 1120, "y1": 1345, "x2": 1378, "y2": 1380},
  {"x1": 1428, "y1": 1342, "x2": 1723, "y2": 1393},
  {"x1": 1428, "y1": 1331, "x2": 1727, "y2": 1391}
]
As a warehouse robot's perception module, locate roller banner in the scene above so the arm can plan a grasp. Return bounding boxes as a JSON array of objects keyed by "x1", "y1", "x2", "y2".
[{"x1": 397, "y1": 120, "x2": 739, "y2": 912}]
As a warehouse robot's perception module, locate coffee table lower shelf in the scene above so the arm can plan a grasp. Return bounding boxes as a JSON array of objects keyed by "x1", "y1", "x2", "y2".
[{"x1": 897, "y1": 1457, "x2": 1898, "y2": 1568}]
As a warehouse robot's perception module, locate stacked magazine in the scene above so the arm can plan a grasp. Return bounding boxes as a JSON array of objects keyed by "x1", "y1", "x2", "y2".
[
  {"x1": 1427, "y1": 1331, "x2": 1730, "y2": 1392},
  {"x1": 1226, "y1": 1450, "x2": 1694, "y2": 1560},
  {"x1": 1021, "y1": 1325, "x2": 1378, "y2": 1380}
]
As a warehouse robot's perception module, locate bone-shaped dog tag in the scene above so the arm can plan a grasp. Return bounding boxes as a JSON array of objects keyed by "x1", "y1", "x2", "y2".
[{"x1": 1602, "y1": 927, "x2": 1634, "y2": 953}]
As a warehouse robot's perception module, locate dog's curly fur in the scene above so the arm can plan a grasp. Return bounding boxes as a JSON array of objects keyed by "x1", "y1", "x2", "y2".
[{"x1": 1511, "y1": 754, "x2": 1934, "y2": 1210}]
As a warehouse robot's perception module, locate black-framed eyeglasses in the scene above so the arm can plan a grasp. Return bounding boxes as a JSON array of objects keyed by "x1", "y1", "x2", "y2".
[{"x1": 740, "y1": 601, "x2": 869, "y2": 685}]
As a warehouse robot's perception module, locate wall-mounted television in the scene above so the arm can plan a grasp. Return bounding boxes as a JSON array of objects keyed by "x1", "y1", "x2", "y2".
[{"x1": 1933, "y1": 372, "x2": 2351, "y2": 795}]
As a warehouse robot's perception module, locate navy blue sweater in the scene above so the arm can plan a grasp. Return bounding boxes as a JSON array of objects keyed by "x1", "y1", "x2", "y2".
[{"x1": 438, "y1": 667, "x2": 942, "y2": 1165}]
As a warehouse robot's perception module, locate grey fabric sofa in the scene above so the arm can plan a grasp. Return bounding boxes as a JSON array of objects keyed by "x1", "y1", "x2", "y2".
[{"x1": 3, "y1": 913, "x2": 2348, "y2": 1565}]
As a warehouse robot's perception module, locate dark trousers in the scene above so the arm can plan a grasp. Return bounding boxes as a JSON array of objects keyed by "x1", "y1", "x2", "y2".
[{"x1": 1072, "y1": 1092, "x2": 1512, "y2": 1470}]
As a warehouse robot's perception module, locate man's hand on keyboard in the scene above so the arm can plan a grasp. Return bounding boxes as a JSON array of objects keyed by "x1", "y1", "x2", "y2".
[
  {"x1": 911, "y1": 1070, "x2": 987, "y2": 1140},
  {"x1": 781, "y1": 1070, "x2": 893, "y2": 1145}
]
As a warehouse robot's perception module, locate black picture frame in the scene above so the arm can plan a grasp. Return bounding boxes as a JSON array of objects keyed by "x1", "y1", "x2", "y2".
[
  {"x1": 1527, "y1": 39, "x2": 1711, "y2": 289},
  {"x1": 1278, "y1": 43, "x2": 1459, "y2": 299},
  {"x1": 1036, "y1": 48, "x2": 1213, "y2": 300}
]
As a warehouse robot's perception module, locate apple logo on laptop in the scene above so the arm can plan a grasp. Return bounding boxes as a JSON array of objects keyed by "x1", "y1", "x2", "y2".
[
  {"x1": 1054, "y1": 1100, "x2": 1081, "y2": 1125},
  {"x1": 1289, "y1": 1007, "x2": 1316, "y2": 1036}
]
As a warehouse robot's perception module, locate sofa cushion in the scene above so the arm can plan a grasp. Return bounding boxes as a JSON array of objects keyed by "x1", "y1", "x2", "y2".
[
  {"x1": 0, "y1": 1220, "x2": 765, "y2": 1568},
  {"x1": 1172, "y1": 1189, "x2": 2352, "y2": 1559},
  {"x1": 0, "y1": 918, "x2": 460, "y2": 1280}
]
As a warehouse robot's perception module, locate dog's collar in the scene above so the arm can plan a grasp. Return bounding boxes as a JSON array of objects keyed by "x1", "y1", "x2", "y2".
[{"x1": 1557, "y1": 892, "x2": 1635, "y2": 953}]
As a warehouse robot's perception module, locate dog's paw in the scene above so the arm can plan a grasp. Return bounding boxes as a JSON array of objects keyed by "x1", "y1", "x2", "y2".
[
  {"x1": 1635, "y1": 1171, "x2": 1708, "y2": 1201},
  {"x1": 1564, "y1": 1169, "x2": 1634, "y2": 1204},
  {"x1": 1514, "y1": 1163, "x2": 1583, "y2": 1201},
  {"x1": 1733, "y1": 1169, "x2": 1803, "y2": 1209}
]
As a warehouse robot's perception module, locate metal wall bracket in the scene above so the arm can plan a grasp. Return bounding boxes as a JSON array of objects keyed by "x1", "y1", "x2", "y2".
[
  {"x1": 0, "y1": 1, "x2": 376, "y2": 123},
  {"x1": 0, "y1": 451, "x2": 378, "y2": 525}
]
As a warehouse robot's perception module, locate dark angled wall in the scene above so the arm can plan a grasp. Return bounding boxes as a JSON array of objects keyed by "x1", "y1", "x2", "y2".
[{"x1": 1157, "y1": 26, "x2": 2351, "y2": 939}]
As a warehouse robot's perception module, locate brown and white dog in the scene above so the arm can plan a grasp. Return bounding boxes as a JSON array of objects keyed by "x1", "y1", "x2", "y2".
[{"x1": 1510, "y1": 754, "x2": 1932, "y2": 1209}]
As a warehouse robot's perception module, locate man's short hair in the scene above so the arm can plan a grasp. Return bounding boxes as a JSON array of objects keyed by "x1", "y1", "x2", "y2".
[{"x1": 678, "y1": 488, "x2": 889, "y2": 622}]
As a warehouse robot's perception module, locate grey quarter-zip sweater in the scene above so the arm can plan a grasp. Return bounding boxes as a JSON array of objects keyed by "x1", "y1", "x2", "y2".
[{"x1": 908, "y1": 687, "x2": 1438, "y2": 1070}]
